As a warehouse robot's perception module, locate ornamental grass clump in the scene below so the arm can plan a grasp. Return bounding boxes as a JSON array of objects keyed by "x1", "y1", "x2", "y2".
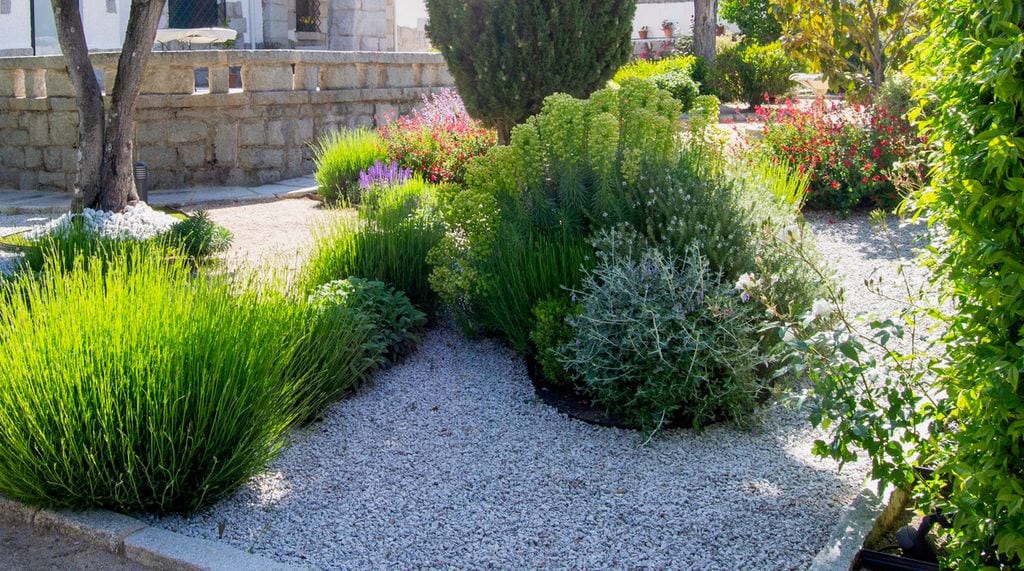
[
  {"x1": 0, "y1": 248, "x2": 305, "y2": 514},
  {"x1": 302, "y1": 177, "x2": 444, "y2": 311},
  {"x1": 312, "y1": 128, "x2": 386, "y2": 204}
]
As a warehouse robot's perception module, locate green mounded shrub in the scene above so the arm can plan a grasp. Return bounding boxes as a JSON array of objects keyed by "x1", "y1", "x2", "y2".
[
  {"x1": 310, "y1": 277, "x2": 427, "y2": 364},
  {"x1": 709, "y1": 41, "x2": 797, "y2": 107},
  {"x1": 530, "y1": 297, "x2": 581, "y2": 389},
  {"x1": 302, "y1": 177, "x2": 443, "y2": 311},
  {"x1": 874, "y1": 72, "x2": 915, "y2": 117},
  {"x1": 559, "y1": 228, "x2": 761, "y2": 430},
  {"x1": 425, "y1": 0, "x2": 636, "y2": 142},
  {"x1": 311, "y1": 128, "x2": 386, "y2": 204},
  {"x1": 165, "y1": 210, "x2": 233, "y2": 260},
  {"x1": 720, "y1": 0, "x2": 782, "y2": 44},
  {"x1": 286, "y1": 298, "x2": 385, "y2": 423},
  {"x1": 0, "y1": 249, "x2": 306, "y2": 514},
  {"x1": 612, "y1": 54, "x2": 698, "y2": 85},
  {"x1": 651, "y1": 71, "x2": 700, "y2": 112},
  {"x1": 429, "y1": 79, "x2": 681, "y2": 342}
]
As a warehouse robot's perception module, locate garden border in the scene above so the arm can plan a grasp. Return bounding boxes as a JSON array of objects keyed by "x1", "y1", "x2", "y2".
[
  {"x1": 0, "y1": 495, "x2": 304, "y2": 570},
  {"x1": 808, "y1": 482, "x2": 910, "y2": 570}
]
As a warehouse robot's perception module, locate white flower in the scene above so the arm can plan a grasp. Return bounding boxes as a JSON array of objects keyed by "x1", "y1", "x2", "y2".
[
  {"x1": 734, "y1": 272, "x2": 756, "y2": 291},
  {"x1": 802, "y1": 298, "x2": 833, "y2": 327},
  {"x1": 776, "y1": 224, "x2": 801, "y2": 245}
]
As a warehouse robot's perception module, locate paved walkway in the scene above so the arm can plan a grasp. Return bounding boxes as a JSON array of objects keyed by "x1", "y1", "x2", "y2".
[{"x1": 0, "y1": 174, "x2": 318, "y2": 215}]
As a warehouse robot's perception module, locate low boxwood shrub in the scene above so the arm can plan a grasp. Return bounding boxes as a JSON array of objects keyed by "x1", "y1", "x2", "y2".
[
  {"x1": 312, "y1": 128, "x2": 386, "y2": 205},
  {"x1": 0, "y1": 249, "x2": 307, "y2": 513},
  {"x1": 310, "y1": 277, "x2": 426, "y2": 364}
]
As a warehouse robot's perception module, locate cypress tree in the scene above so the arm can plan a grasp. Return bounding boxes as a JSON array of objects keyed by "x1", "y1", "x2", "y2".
[{"x1": 425, "y1": 0, "x2": 636, "y2": 144}]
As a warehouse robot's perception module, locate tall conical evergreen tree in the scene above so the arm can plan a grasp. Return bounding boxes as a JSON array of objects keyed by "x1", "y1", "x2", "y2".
[{"x1": 425, "y1": 0, "x2": 636, "y2": 144}]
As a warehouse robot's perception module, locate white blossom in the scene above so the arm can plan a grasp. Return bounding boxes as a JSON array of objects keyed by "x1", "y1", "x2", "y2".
[{"x1": 802, "y1": 298, "x2": 833, "y2": 327}]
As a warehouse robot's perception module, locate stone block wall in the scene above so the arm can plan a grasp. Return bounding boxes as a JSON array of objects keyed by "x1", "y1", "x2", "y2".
[{"x1": 0, "y1": 50, "x2": 455, "y2": 193}]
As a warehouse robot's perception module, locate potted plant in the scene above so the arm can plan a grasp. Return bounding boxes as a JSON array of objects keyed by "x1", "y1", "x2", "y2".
[
  {"x1": 638, "y1": 25, "x2": 650, "y2": 39},
  {"x1": 662, "y1": 20, "x2": 675, "y2": 38}
]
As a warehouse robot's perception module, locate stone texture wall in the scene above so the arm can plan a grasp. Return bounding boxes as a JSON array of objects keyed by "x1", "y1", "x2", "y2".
[
  {"x1": 329, "y1": 0, "x2": 389, "y2": 51},
  {"x1": 0, "y1": 50, "x2": 454, "y2": 192}
]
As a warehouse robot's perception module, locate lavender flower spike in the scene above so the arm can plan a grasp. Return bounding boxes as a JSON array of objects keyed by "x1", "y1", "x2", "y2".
[{"x1": 359, "y1": 160, "x2": 413, "y2": 190}]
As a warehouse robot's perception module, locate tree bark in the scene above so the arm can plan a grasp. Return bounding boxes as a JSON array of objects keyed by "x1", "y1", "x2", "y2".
[
  {"x1": 52, "y1": 0, "x2": 165, "y2": 212},
  {"x1": 693, "y1": 0, "x2": 719, "y2": 64}
]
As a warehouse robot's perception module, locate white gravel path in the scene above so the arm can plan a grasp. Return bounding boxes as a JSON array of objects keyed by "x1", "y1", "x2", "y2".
[{"x1": 147, "y1": 212, "x2": 931, "y2": 570}]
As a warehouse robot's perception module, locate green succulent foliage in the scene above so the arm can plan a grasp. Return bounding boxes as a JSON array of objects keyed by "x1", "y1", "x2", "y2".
[
  {"x1": 908, "y1": 0, "x2": 1024, "y2": 565},
  {"x1": 425, "y1": 0, "x2": 637, "y2": 142},
  {"x1": 559, "y1": 228, "x2": 761, "y2": 431},
  {"x1": 721, "y1": 0, "x2": 783, "y2": 43},
  {"x1": 312, "y1": 128, "x2": 386, "y2": 204},
  {"x1": 310, "y1": 277, "x2": 427, "y2": 365},
  {"x1": 166, "y1": 210, "x2": 233, "y2": 260},
  {"x1": 429, "y1": 80, "x2": 681, "y2": 339}
]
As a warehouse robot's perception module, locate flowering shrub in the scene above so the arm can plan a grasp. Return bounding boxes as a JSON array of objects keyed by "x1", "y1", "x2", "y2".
[
  {"x1": 379, "y1": 89, "x2": 495, "y2": 184},
  {"x1": 756, "y1": 99, "x2": 920, "y2": 212},
  {"x1": 358, "y1": 161, "x2": 412, "y2": 191}
]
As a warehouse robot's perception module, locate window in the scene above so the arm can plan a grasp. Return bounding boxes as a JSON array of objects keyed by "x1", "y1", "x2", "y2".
[
  {"x1": 296, "y1": 0, "x2": 321, "y2": 33},
  {"x1": 168, "y1": 0, "x2": 225, "y2": 29}
]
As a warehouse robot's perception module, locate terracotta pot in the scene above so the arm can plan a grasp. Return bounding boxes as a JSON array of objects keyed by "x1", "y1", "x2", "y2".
[{"x1": 638, "y1": 29, "x2": 649, "y2": 39}]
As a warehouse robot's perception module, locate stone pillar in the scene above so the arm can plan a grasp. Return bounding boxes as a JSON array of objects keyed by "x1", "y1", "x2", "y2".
[
  {"x1": 262, "y1": 0, "x2": 291, "y2": 48},
  {"x1": 328, "y1": 0, "x2": 392, "y2": 51}
]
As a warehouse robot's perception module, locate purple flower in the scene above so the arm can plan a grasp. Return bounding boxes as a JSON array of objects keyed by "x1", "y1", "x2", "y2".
[{"x1": 358, "y1": 160, "x2": 413, "y2": 190}]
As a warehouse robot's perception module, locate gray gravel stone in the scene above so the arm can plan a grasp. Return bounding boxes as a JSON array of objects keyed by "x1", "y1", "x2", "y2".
[{"x1": 146, "y1": 212, "x2": 928, "y2": 570}]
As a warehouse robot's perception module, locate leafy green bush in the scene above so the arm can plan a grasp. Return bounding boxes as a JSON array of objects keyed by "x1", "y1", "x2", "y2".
[
  {"x1": 310, "y1": 277, "x2": 426, "y2": 364},
  {"x1": 651, "y1": 71, "x2": 700, "y2": 111},
  {"x1": 874, "y1": 72, "x2": 915, "y2": 117},
  {"x1": 720, "y1": 0, "x2": 782, "y2": 43},
  {"x1": 287, "y1": 300, "x2": 384, "y2": 422},
  {"x1": 303, "y1": 178, "x2": 443, "y2": 311},
  {"x1": 165, "y1": 210, "x2": 233, "y2": 260},
  {"x1": 429, "y1": 79, "x2": 681, "y2": 340},
  {"x1": 0, "y1": 249, "x2": 305, "y2": 514},
  {"x1": 612, "y1": 54, "x2": 698, "y2": 85},
  {"x1": 709, "y1": 41, "x2": 797, "y2": 107},
  {"x1": 530, "y1": 297, "x2": 581, "y2": 389},
  {"x1": 311, "y1": 128, "x2": 386, "y2": 204},
  {"x1": 559, "y1": 228, "x2": 761, "y2": 430}
]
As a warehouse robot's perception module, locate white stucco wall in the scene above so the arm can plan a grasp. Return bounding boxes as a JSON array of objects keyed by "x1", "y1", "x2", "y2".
[
  {"x1": 0, "y1": 0, "x2": 32, "y2": 54},
  {"x1": 82, "y1": 0, "x2": 130, "y2": 50}
]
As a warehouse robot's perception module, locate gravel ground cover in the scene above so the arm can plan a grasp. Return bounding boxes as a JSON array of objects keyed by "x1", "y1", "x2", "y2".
[{"x1": 148, "y1": 212, "x2": 932, "y2": 570}]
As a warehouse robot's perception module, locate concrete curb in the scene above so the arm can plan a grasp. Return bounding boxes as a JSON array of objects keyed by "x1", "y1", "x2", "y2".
[
  {"x1": 808, "y1": 482, "x2": 910, "y2": 571},
  {"x1": 0, "y1": 177, "x2": 318, "y2": 215},
  {"x1": 0, "y1": 496, "x2": 303, "y2": 571}
]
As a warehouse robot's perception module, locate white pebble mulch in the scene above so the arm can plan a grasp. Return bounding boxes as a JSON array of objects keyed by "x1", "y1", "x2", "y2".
[{"x1": 24, "y1": 202, "x2": 177, "y2": 241}]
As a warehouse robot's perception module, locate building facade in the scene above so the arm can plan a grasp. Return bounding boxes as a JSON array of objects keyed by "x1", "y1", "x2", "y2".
[{"x1": 0, "y1": 0, "x2": 400, "y2": 56}]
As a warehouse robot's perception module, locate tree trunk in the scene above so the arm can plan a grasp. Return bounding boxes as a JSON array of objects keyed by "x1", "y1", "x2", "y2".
[
  {"x1": 693, "y1": 0, "x2": 719, "y2": 64},
  {"x1": 52, "y1": 0, "x2": 165, "y2": 212}
]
